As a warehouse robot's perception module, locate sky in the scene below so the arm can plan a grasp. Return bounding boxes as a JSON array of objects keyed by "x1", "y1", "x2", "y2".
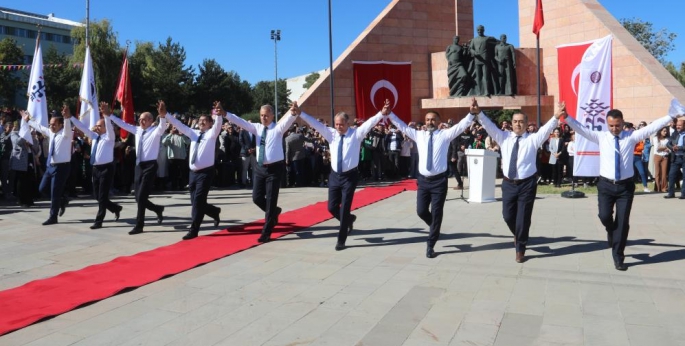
[{"x1": 4, "y1": 0, "x2": 684, "y2": 85}]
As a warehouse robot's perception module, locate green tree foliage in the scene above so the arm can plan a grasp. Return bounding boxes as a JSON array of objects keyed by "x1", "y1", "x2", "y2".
[
  {"x1": 620, "y1": 17, "x2": 677, "y2": 65},
  {"x1": 193, "y1": 59, "x2": 253, "y2": 115},
  {"x1": 128, "y1": 41, "x2": 156, "y2": 112},
  {"x1": 303, "y1": 72, "x2": 320, "y2": 89},
  {"x1": 71, "y1": 20, "x2": 123, "y2": 106},
  {"x1": 0, "y1": 38, "x2": 25, "y2": 107},
  {"x1": 43, "y1": 45, "x2": 80, "y2": 112},
  {"x1": 145, "y1": 37, "x2": 195, "y2": 113},
  {"x1": 483, "y1": 109, "x2": 518, "y2": 125},
  {"x1": 665, "y1": 61, "x2": 685, "y2": 87},
  {"x1": 251, "y1": 79, "x2": 290, "y2": 117}
]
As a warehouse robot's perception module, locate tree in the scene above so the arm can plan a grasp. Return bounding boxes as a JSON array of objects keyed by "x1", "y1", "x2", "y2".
[
  {"x1": 251, "y1": 79, "x2": 290, "y2": 117},
  {"x1": 303, "y1": 72, "x2": 320, "y2": 89},
  {"x1": 43, "y1": 45, "x2": 80, "y2": 112},
  {"x1": 71, "y1": 19, "x2": 123, "y2": 106},
  {"x1": 665, "y1": 61, "x2": 685, "y2": 87},
  {"x1": 0, "y1": 38, "x2": 25, "y2": 107},
  {"x1": 140, "y1": 37, "x2": 195, "y2": 113},
  {"x1": 192, "y1": 59, "x2": 253, "y2": 115},
  {"x1": 128, "y1": 41, "x2": 156, "y2": 112},
  {"x1": 620, "y1": 18, "x2": 677, "y2": 65}
]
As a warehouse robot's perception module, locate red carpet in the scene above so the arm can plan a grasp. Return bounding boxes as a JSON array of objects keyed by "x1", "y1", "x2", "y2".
[{"x1": 0, "y1": 181, "x2": 416, "y2": 336}]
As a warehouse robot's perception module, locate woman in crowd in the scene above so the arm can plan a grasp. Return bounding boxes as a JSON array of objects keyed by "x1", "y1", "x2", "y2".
[{"x1": 652, "y1": 126, "x2": 671, "y2": 193}]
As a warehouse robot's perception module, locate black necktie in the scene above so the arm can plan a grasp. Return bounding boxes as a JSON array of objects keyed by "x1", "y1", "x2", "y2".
[
  {"x1": 426, "y1": 131, "x2": 434, "y2": 171},
  {"x1": 191, "y1": 132, "x2": 204, "y2": 165},
  {"x1": 257, "y1": 127, "x2": 267, "y2": 166},
  {"x1": 90, "y1": 135, "x2": 100, "y2": 165},
  {"x1": 48, "y1": 134, "x2": 56, "y2": 165},
  {"x1": 508, "y1": 136, "x2": 521, "y2": 179},
  {"x1": 614, "y1": 136, "x2": 621, "y2": 181},
  {"x1": 337, "y1": 134, "x2": 344, "y2": 173}
]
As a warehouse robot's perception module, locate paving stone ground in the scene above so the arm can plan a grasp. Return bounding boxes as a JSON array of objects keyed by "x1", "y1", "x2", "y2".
[{"x1": 1, "y1": 179, "x2": 684, "y2": 346}]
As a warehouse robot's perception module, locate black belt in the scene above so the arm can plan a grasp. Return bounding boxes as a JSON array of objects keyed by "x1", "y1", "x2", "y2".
[
  {"x1": 503, "y1": 174, "x2": 536, "y2": 185},
  {"x1": 93, "y1": 162, "x2": 114, "y2": 168},
  {"x1": 192, "y1": 166, "x2": 214, "y2": 173},
  {"x1": 333, "y1": 168, "x2": 358, "y2": 176},
  {"x1": 139, "y1": 160, "x2": 156, "y2": 165},
  {"x1": 599, "y1": 176, "x2": 633, "y2": 185},
  {"x1": 261, "y1": 160, "x2": 284, "y2": 167},
  {"x1": 49, "y1": 162, "x2": 69, "y2": 167},
  {"x1": 420, "y1": 171, "x2": 448, "y2": 181}
]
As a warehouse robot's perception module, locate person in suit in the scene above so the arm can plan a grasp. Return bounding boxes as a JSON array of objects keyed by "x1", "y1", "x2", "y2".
[
  {"x1": 296, "y1": 100, "x2": 390, "y2": 250},
  {"x1": 285, "y1": 126, "x2": 308, "y2": 187},
  {"x1": 477, "y1": 100, "x2": 564, "y2": 263},
  {"x1": 165, "y1": 102, "x2": 223, "y2": 240},
  {"x1": 387, "y1": 101, "x2": 476, "y2": 258},
  {"x1": 110, "y1": 101, "x2": 168, "y2": 235},
  {"x1": 68, "y1": 102, "x2": 123, "y2": 229},
  {"x1": 664, "y1": 117, "x2": 685, "y2": 199},
  {"x1": 564, "y1": 101, "x2": 681, "y2": 270},
  {"x1": 218, "y1": 102, "x2": 299, "y2": 243},
  {"x1": 23, "y1": 105, "x2": 73, "y2": 225},
  {"x1": 9, "y1": 121, "x2": 39, "y2": 207},
  {"x1": 238, "y1": 126, "x2": 257, "y2": 188},
  {"x1": 547, "y1": 127, "x2": 564, "y2": 188}
]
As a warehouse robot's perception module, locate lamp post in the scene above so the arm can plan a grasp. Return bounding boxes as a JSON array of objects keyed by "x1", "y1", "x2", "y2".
[
  {"x1": 270, "y1": 29, "x2": 281, "y2": 120},
  {"x1": 328, "y1": 0, "x2": 334, "y2": 124}
]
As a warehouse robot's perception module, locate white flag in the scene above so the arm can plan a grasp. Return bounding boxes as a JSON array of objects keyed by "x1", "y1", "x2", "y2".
[
  {"x1": 79, "y1": 46, "x2": 99, "y2": 128},
  {"x1": 22, "y1": 38, "x2": 48, "y2": 144},
  {"x1": 574, "y1": 35, "x2": 613, "y2": 177}
]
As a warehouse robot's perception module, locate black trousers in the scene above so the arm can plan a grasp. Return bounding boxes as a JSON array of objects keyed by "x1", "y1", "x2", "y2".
[
  {"x1": 39, "y1": 162, "x2": 71, "y2": 220},
  {"x1": 597, "y1": 177, "x2": 635, "y2": 264},
  {"x1": 92, "y1": 163, "x2": 120, "y2": 222},
  {"x1": 328, "y1": 169, "x2": 358, "y2": 245},
  {"x1": 449, "y1": 161, "x2": 463, "y2": 185},
  {"x1": 416, "y1": 172, "x2": 448, "y2": 248},
  {"x1": 189, "y1": 167, "x2": 220, "y2": 231},
  {"x1": 134, "y1": 160, "x2": 163, "y2": 228},
  {"x1": 667, "y1": 155, "x2": 685, "y2": 197},
  {"x1": 169, "y1": 158, "x2": 187, "y2": 190},
  {"x1": 253, "y1": 161, "x2": 284, "y2": 237},
  {"x1": 501, "y1": 176, "x2": 538, "y2": 252}
]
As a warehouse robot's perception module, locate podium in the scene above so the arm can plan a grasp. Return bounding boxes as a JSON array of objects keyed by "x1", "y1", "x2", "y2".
[{"x1": 465, "y1": 149, "x2": 499, "y2": 203}]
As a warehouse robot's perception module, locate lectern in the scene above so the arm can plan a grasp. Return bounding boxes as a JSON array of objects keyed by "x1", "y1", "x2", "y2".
[{"x1": 465, "y1": 149, "x2": 499, "y2": 203}]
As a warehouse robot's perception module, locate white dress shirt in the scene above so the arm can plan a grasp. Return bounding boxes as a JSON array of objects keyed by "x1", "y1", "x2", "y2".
[
  {"x1": 479, "y1": 113, "x2": 558, "y2": 180},
  {"x1": 69, "y1": 115, "x2": 115, "y2": 165},
  {"x1": 389, "y1": 112, "x2": 474, "y2": 177},
  {"x1": 28, "y1": 118, "x2": 73, "y2": 165},
  {"x1": 225, "y1": 112, "x2": 298, "y2": 165},
  {"x1": 566, "y1": 114, "x2": 673, "y2": 181},
  {"x1": 166, "y1": 115, "x2": 222, "y2": 171},
  {"x1": 299, "y1": 111, "x2": 384, "y2": 173},
  {"x1": 110, "y1": 116, "x2": 167, "y2": 164}
]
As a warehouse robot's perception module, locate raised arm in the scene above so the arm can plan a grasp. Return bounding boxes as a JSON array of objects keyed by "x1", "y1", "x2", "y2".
[
  {"x1": 299, "y1": 111, "x2": 334, "y2": 142},
  {"x1": 99, "y1": 102, "x2": 116, "y2": 141},
  {"x1": 445, "y1": 113, "x2": 475, "y2": 141},
  {"x1": 631, "y1": 115, "x2": 675, "y2": 142},
  {"x1": 473, "y1": 98, "x2": 507, "y2": 144},
  {"x1": 165, "y1": 115, "x2": 195, "y2": 140},
  {"x1": 388, "y1": 112, "x2": 417, "y2": 142},
  {"x1": 22, "y1": 110, "x2": 49, "y2": 136},
  {"x1": 564, "y1": 114, "x2": 600, "y2": 144},
  {"x1": 529, "y1": 115, "x2": 559, "y2": 148},
  {"x1": 275, "y1": 102, "x2": 300, "y2": 133},
  {"x1": 109, "y1": 114, "x2": 138, "y2": 134},
  {"x1": 68, "y1": 116, "x2": 97, "y2": 139},
  {"x1": 208, "y1": 113, "x2": 223, "y2": 138}
]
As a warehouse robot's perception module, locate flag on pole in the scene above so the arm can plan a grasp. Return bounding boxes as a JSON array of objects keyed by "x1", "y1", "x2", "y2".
[
  {"x1": 22, "y1": 36, "x2": 48, "y2": 144},
  {"x1": 114, "y1": 53, "x2": 134, "y2": 139},
  {"x1": 353, "y1": 61, "x2": 412, "y2": 124},
  {"x1": 557, "y1": 35, "x2": 613, "y2": 177},
  {"x1": 533, "y1": 0, "x2": 544, "y2": 37},
  {"x1": 79, "y1": 46, "x2": 99, "y2": 128}
]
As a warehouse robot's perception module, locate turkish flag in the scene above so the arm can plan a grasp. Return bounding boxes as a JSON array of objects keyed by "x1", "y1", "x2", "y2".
[
  {"x1": 557, "y1": 41, "x2": 592, "y2": 120},
  {"x1": 353, "y1": 61, "x2": 411, "y2": 123},
  {"x1": 114, "y1": 55, "x2": 134, "y2": 139},
  {"x1": 532, "y1": 0, "x2": 544, "y2": 37}
]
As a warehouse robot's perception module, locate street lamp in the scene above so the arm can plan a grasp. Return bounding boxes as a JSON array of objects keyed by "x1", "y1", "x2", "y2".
[{"x1": 270, "y1": 29, "x2": 281, "y2": 120}]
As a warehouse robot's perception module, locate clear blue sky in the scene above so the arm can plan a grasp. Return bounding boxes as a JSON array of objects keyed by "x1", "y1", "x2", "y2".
[{"x1": 5, "y1": 0, "x2": 684, "y2": 84}]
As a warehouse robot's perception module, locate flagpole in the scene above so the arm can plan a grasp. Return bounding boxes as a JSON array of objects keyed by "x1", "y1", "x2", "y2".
[
  {"x1": 536, "y1": 35, "x2": 541, "y2": 128},
  {"x1": 85, "y1": 0, "x2": 90, "y2": 47},
  {"x1": 328, "y1": 0, "x2": 335, "y2": 124}
]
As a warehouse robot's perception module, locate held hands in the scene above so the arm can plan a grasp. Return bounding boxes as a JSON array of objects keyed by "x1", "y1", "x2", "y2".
[
  {"x1": 213, "y1": 101, "x2": 227, "y2": 117},
  {"x1": 290, "y1": 101, "x2": 301, "y2": 116},
  {"x1": 554, "y1": 101, "x2": 567, "y2": 120},
  {"x1": 381, "y1": 99, "x2": 391, "y2": 116},
  {"x1": 61, "y1": 104, "x2": 72, "y2": 119},
  {"x1": 99, "y1": 102, "x2": 112, "y2": 116},
  {"x1": 20, "y1": 110, "x2": 30, "y2": 122},
  {"x1": 157, "y1": 100, "x2": 167, "y2": 118},
  {"x1": 469, "y1": 97, "x2": 480, "y2": 115}
]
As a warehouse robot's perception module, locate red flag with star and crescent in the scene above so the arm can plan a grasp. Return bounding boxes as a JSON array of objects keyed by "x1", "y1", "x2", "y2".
[
  {"x1": 533, "y1": 0, "x2": 544, "y2": 37},
  {"x1": 114, "y1": 54, "x2": 134, "y2": 139},
  {"x1": 353, "y1": 61, "x2": 411, "y2": 123}
]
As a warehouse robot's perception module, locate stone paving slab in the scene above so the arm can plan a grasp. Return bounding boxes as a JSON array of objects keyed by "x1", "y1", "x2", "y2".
[{"x1": 1, "y1": 179, "x2": 685, "y2": 345}]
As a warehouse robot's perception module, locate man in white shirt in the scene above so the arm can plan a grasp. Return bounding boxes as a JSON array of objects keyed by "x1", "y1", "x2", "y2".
[
  {"x1": 217, "y1": 102, "x2": 299, "y2": 243},
  {"x1": 165, "y1": 102, "x2": 223, "y2": 240},
  {"x1": 296, "y1": 100, "x2": 390, "y2": 250},
  {"x1": 476, "y1": 99, "x2": 564, "y2": 263},
  {"x1": 110, "y1": 101, "x2": 168, "y2": 235},
  {"x1": 23, "y1": 105, "x2": 73, "y2": 225},
  {"x1": 564, "y1": 103, "x2": 680, "y2": 270},
  {"x1": 387, "y1": 103, "x2": 475, "y2": 258},
  {"x1": 68, "y1": 102, "x2": 123, "y2": 229}
]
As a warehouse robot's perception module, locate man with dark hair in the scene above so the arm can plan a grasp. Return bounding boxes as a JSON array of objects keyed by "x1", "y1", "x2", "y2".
[
  {"x1": 218, "y1": 103, "x2": 299, "y2": 243},
  {"x1": 388, "y1": 105, "x2": 475, "y2": 258},
  {"x1": 664, "y1": 118, "x2": 685, "y2": 199},
  {"x1": 564, "y1": 103, "x2": 681, "y2": 270},
  {"x1": 111, "y1": 101, "x2": 168, "y2": 235},
  {"x1": 23, "y1": 104, "x2": 73, "y2": 225},
  {"x1": 296, "y1": 101, "x2": 390, "y2": 250}
]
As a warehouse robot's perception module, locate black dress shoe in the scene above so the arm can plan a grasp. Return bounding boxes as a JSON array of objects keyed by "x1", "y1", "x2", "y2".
[
  {"x1": 114, "y1": 206, "x2": 122, "y2": 221},
  {"x1": 614, "y1": 262, "x2": 628, "y2": 271},
  {"x1": 156, "y1": 206, "x2": 165, "y2": 224},
  {"x1": 257, "y1": 235, "x2": 271, "y2": 243},
  {"x1": 59, "y1": 202, "x2": 68, "y2": 217},
  {"x1": 274, "y1": 207, "x2": 282, "y2": 224},
  {"x1": 182, "y1": 231, "x2": 198, "y2": 240},
  {"x1": 516, "y1": 251, "x2": 526, "y2": 263},
  {"x1": 664, "y1": 195, "x2": 676, "y2": 199},
  {"x1": 90, "y1": 222, "x2": 103, "y2": 230},
  {"x1": 214, "y1": 208, "x2": 222, "y2": 227},
  {"x1": 42, "y1": 219, "x2": 57, "y2": 226},
  {"x1": 335, "y1": 243, "x2": 346, "y2": 251},
  {"x1": 128, "y1": 227, "x2": 144, "y2": 235},
  {"x1": 679, "y1": 196, "x2": 685, "y2": 200},
  {"x1": 348, "y1": 214, "x2": 357, "y2": 235},
  {"x1": 426, "y1": 247, "x2": 435, "y2": 258}
]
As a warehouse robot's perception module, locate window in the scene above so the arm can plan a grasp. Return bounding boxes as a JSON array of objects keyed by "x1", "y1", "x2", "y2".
[
  {"x1": 62, "y1": 35, "x2": 71, "y2": 44},
  {"x1": 44, "y1": 33, "x2": 54, "y2": 41},
  {"x1": 4, "y1": 26, "x2": 15, "y2": 35},
  {"x1": 27, "y1": 30, "x2": 37, "y2": 39},
  {"x1": 15, "y1": 28, "x2": 27, "y2": 37}
]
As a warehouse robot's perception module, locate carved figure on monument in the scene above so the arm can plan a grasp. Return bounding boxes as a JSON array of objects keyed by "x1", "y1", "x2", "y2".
[
  {"x1": 495, "y1": 34, "x2": 517, "y2": 96},
  {"x1": 446, "y1": 36, "x2": 473, "y2": 97},
  {"x1": 468, "y1": 25, "x2": 499, "y2": 96}
]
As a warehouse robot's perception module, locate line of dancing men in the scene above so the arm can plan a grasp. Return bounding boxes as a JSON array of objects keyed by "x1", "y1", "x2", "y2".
[{"x1": 20, "y1": 98, "x2": 684, "y2": 271}]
